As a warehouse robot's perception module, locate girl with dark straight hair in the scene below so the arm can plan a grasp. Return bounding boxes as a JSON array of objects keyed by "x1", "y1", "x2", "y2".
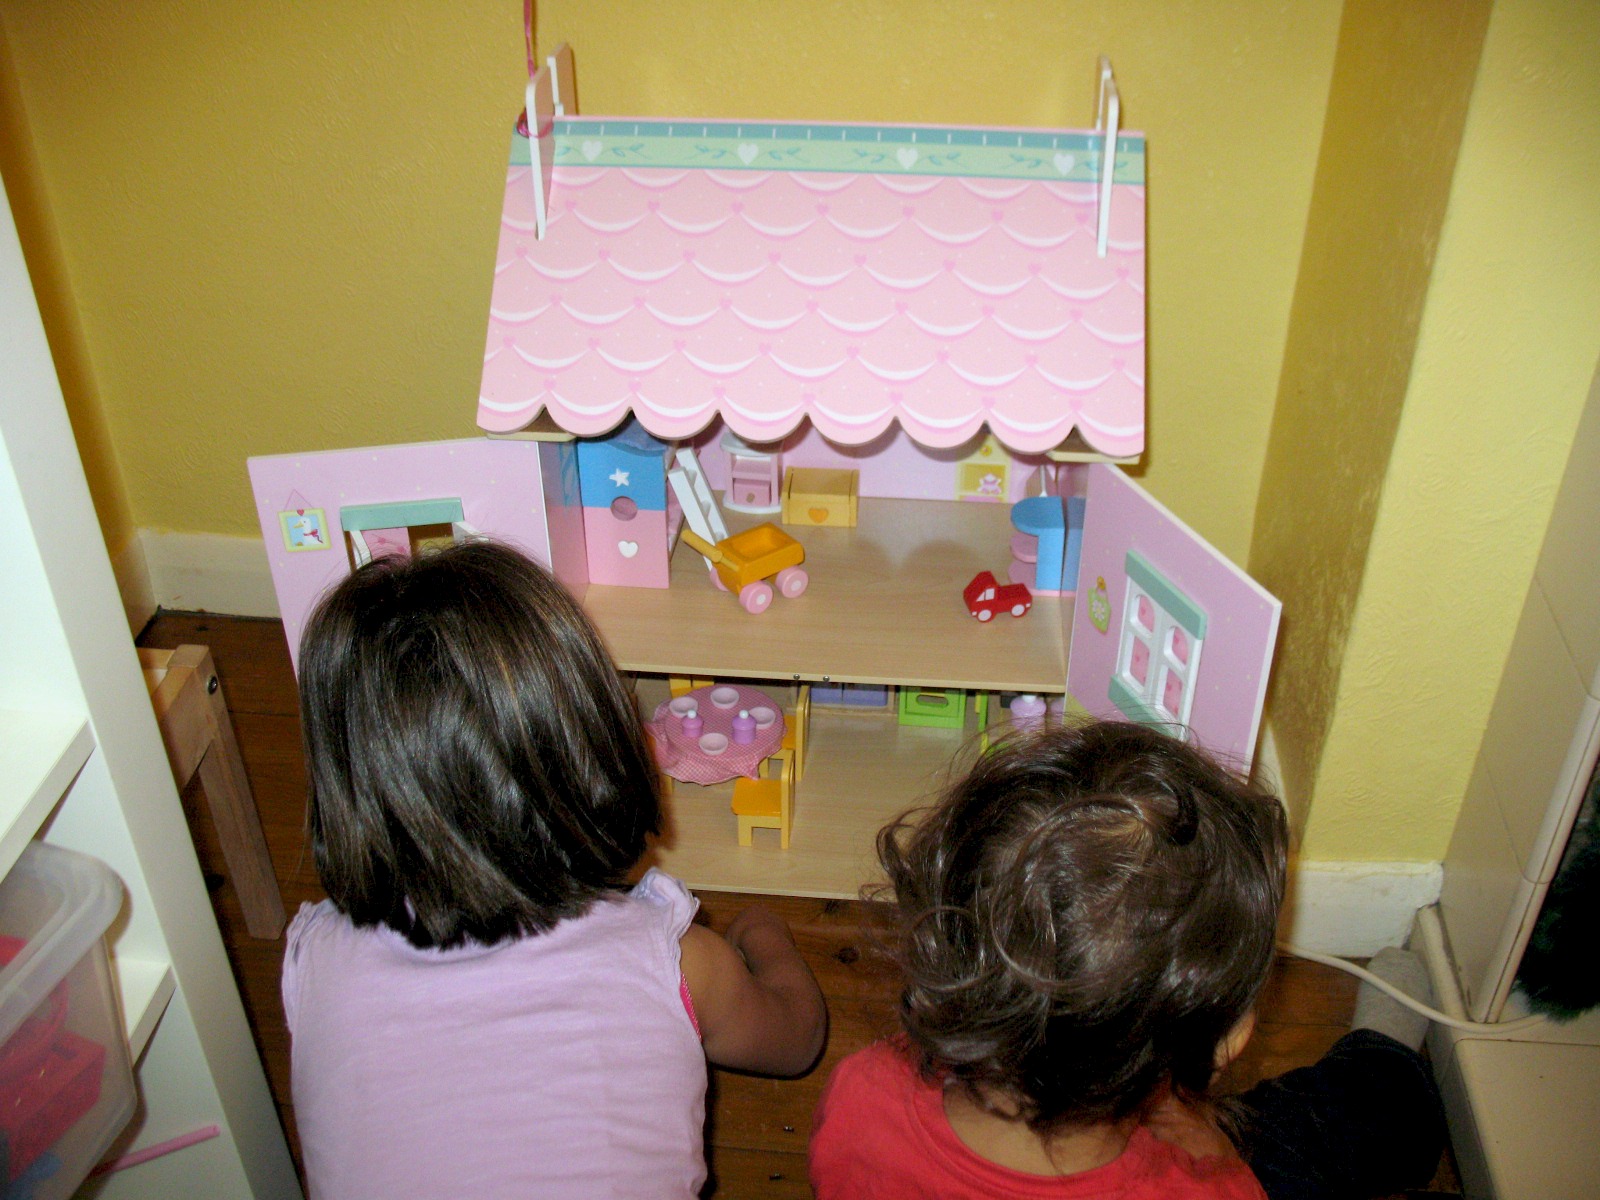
[{"x1": 284, "y1": 540, "x2": 824, "y2": 1200}]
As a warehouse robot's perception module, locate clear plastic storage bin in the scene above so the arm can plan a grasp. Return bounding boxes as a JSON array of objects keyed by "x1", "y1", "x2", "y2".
[{"x1": 0, "y1": 842, "x2": 134, "y2": 1200}]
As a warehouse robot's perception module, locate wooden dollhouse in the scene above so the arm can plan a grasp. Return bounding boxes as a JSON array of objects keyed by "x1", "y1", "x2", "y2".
[{"x1": 249, "y1": 58, "x2": 1281, "y2": 898}]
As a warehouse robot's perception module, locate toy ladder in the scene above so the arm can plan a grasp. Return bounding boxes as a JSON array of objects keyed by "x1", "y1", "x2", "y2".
[{"x1": 668, "y1": 447, "x2": 729, "y2": 574}]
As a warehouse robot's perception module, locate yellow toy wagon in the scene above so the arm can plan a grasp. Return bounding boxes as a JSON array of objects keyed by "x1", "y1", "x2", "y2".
[{"x1": 680, "y1": 525, "x2": 809, "y2": 614}]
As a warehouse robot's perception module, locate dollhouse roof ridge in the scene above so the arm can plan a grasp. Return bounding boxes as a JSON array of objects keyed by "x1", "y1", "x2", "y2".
[{"x1": 478, "y1": 119, "x2": 1146, "y2": 456}]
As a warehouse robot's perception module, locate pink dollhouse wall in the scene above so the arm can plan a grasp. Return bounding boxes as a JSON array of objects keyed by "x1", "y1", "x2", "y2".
[
  {"x1": 689, "y1": 421, "x2": 1051, "y2": 504},
  {"x1": 248, "y1": 437, "x2": 582, "y2": 667},
  {"x1": 1066, "y1": 464, "x2": 1280, "y2": 771}
]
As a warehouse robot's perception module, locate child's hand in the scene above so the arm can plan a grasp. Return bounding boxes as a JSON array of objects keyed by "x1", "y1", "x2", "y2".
[
  {"x1": 1144, "y1": 1094, "x2": 1239, "y2": 1163},
  {"x1": 681, "y1": 906, "x2": 827, "y2": 1076}
]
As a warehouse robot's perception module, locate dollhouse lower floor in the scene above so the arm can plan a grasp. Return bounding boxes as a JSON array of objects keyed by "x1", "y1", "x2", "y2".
[{"x1": 633, "y1": 671, "x2": 1004, "y2": 897}]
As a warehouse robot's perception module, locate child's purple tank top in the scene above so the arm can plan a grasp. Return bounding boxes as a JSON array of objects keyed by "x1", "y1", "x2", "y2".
[{"x1": 283, "y1": 869, "x2": 707, "y2": 1199}]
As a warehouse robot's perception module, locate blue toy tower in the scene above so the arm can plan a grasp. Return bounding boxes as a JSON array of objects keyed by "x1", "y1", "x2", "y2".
[{"x1": 576, "y1": 419, "x2": 679, "y2": 588}]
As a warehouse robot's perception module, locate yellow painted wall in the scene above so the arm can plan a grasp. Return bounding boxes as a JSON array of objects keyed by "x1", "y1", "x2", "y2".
[
  {"x1": 0, "y1": 15, "x2": 135, "y2": 555},
  {"x1": 1249, "y1": 0, "x2": 1491, "y2": 835},
  {"x1": 0, "y1": 0, "x2": 524, "y2": 553},
  {"x1": 24, "y1": 1, "x2": 1584, "y2": 864},
  {"x1": 1302, "y1": 0, "x2": 1600, "y2": 860},
  {"x1": 0, "y1": 0, "x2": 1340, "y2": 563}
]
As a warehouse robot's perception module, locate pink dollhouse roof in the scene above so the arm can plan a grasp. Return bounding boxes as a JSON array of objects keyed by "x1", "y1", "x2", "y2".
[{"x1": 478, "y1": 119, "x2": 1145, "y2": 457}]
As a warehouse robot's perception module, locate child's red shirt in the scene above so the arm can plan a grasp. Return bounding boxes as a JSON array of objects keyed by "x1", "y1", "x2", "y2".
[{"x1": 810, "y1": 1041, "x2": 1266, "y2": 1200}]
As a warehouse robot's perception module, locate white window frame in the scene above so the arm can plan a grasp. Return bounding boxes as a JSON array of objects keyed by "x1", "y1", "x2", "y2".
[
  {"x1": 339, "y1": 497, "x2": 475, "y2": 566},
  {"x1": 1108, "y1": 551, "x2": 1207, "y2": 733}
]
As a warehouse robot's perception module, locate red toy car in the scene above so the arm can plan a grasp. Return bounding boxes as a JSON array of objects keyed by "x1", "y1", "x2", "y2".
[{"x1": 964, "y1": 571, "x2": 1033, "y2": 621}]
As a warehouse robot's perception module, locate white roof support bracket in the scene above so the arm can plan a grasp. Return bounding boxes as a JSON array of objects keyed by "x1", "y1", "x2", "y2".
[{"x1": 1094, "y1": 56, "x2": 1120, "y2": 259}]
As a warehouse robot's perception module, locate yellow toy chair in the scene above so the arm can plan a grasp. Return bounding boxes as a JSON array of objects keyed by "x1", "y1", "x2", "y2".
[
  {"x1": 732, "y1": 748, "x2": 795, "y2": 848},
  {"x1": 781, "y1": 684, "x2": 810, "y2": 782},
  {"x1": 668, "y1": 676, "x2": 714, "y2": 698}
]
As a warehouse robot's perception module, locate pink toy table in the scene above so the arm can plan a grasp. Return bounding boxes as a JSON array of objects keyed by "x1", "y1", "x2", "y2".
[{"x1": 650, "y1": 684, "x2": 785, "y2": 785}]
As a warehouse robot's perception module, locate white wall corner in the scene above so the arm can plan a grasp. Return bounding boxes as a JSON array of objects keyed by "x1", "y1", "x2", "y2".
[
  {"x1": 110, "y1": 531, "x2": 157, "y2": 636},
  {"x1": 1282, "y1": 859, "x2": 1443, "y2": 956},
  {"x1": 141, "y1": 529, "x2": 279, "y2": 618}
]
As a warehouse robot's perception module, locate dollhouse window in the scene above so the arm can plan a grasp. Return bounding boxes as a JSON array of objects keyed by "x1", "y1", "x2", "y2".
[
  {"x1": 1108, "y1": 552, "x2": 1206, "y2": 733},
  {"x1": 339, "y1": 498, "x2": 468, "y2": 568}
]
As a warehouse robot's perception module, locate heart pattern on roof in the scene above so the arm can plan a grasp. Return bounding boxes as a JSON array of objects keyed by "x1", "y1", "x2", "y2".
[{"x1": 478, "y1": 122, "x2": 1145, "y2": 457}]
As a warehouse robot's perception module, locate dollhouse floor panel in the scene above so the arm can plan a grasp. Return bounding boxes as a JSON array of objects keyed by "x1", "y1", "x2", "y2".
[
  {"x1": 643, "y1": 705, "x2": 987, "y2": 898},
  {"x1": 586, "y1": 497, "x2": 1069, "y2": 693}
]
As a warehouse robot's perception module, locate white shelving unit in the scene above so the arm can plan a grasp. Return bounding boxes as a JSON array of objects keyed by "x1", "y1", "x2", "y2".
[
  {"x1": 0, "y1": 711, "x2": 93, "y2": 882},
  {"x1": 2, "y1": 183, "x2": 299, "y2": 1196}
]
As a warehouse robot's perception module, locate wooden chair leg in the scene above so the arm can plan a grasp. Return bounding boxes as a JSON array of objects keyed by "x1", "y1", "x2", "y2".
[{"x1": 188, "y1": 649, "x2": 286, "y2": 940}]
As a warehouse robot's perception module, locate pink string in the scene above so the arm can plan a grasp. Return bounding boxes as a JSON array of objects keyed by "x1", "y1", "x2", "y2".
[
  {"x1": 91, "y1": 1125, "x2": 221, "y2": 1176},
  {"x1": 516, "y1": 0, "x2": 537, "y2": 136},
  {"x1": 524, "y1": 0, "x2": 536, "y2": 77}
]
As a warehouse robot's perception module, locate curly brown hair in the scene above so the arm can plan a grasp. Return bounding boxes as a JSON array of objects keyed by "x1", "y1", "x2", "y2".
[{"x1": 878, "y1": 720, "x2": 1288, "y2": 1133}]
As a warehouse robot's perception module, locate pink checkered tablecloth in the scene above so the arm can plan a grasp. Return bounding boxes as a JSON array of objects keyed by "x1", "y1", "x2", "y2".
[{"x1": 649, "y1": 684, "x2": 785, "y2": 785}]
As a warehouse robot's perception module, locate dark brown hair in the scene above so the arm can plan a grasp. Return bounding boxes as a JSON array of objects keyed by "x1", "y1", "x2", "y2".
[
  {"x1": 297, "y1": 540, "x2": 662, "y2": 949},
  {"x1": 879, "y1": 720, "x2": 1288, "y2": 1132}
]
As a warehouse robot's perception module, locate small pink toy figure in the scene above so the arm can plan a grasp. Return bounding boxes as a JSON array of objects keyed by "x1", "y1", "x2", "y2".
[
  {"x1": 1009, "y1": 693, "x2": 1047, "y2": 729},
  {"x1": 976, "y1": 472, "x2": 1004, "y2": 498},
  {"x1": 681, "y1": 706, "x2": 703, "y2": 738},
  {"x1": 731, "y1": 710, "x2": 756, "y2": 745}
]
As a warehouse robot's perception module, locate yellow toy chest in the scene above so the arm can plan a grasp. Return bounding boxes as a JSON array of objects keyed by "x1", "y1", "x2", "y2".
[{"x1": 781, "y1": 468, "x2": 858, "y2": 528}]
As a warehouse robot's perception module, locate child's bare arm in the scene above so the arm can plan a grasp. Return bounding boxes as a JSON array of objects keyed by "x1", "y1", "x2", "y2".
[{"x1": 680, "y1": 907, "x2": 827, "y2": 1076}]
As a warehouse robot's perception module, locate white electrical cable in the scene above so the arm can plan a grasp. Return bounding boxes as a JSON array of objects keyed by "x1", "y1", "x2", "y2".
[{"x1": 1278, "y1": 943, "x2": 1548, "y2": 1035}]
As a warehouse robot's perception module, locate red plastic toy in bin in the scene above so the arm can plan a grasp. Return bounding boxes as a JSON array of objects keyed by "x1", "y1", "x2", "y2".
[{"x1": 0, "y1": 934, "x2": 105, "y2": 1182}]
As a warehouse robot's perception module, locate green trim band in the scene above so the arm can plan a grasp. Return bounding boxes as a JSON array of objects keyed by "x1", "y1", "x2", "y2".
[
  {"x1": 509, "y1": 121, "x2": 1145, "y2": 184},
  {"x1": 1125, "y1": 552, "x2": 1207, "y2": 639},
  {"x1": 340, "y1": 498, "x2": 464, "y2": 532}
]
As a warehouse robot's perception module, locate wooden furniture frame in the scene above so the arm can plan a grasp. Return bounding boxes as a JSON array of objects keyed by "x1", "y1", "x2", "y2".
[{"x1": 139, "y1": 646, "x2": 286, "y2": 940}]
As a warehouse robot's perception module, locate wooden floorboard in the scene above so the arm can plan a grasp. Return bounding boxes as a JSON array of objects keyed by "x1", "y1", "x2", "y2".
[{"x1": 137, "y1": 610, "x2": 1460, "y2": 1197}]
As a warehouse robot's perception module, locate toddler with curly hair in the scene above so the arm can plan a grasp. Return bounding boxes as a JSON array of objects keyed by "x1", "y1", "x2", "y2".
[{"x1": 809, "y1": 721, "x2": 1444, "y2": 1200}]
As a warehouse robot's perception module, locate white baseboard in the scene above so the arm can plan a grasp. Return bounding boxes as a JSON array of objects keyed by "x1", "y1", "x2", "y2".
[
  {"x1": 1282, "y1": 859, "x2": 1443, "y2": 956},
  {"x1": 1248, "y1": 723, "x2": 1440, "y2": 957},
  {"x1": 132, "y1": 529, "x2": 280, "y2": 618}
]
